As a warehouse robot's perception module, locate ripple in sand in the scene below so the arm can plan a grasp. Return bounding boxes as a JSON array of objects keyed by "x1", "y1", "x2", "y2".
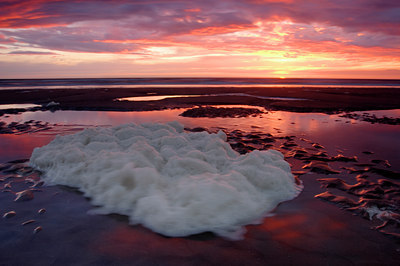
[
  {"x1": 14, "y1": 189, "x2": 34, "y2": 202},
  {"x1": 316, "y1": 176, "x2": 400, "y2": 238},
  {"x1": 3, "y1": 210, "x2": 16, "y2": 218},
  {"x1": 180, "y1": 106, "x2": 264, "y2": 118},
  {"x1": 312, "y1": 143, "x2": 325, "y2": 149},
  {"x1": 0, "y1": 120, "x2": 52, "y2": 134},
  {"x1": 33, "y1": 226, "x2": 42, "y2": 234},
  {"x1": 302, "y1": 161, "x2": 340, "y2": 174},
  {"x1": 22, "y1": 220, "x2": 36, "y2": 226},
  {"x1": 340, "y1": 112, "x2": 400, "y2": 125}
]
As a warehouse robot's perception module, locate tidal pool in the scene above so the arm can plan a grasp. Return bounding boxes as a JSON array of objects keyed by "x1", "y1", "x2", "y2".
[{"x1": 1, "y1": 107, "x2": 399, "y2": 265}]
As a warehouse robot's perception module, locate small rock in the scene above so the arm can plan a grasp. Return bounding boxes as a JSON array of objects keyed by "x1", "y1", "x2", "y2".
[
  {"x1": 292, "y1": 170, "x2": 307, "y2": 176},
  {"x1": 3, "y1": 182, "x2": 12, "y2": 189},
  {"x1": 331, "y1": 154, "x2": 358, "y2": 162},
  {"x1": 45, "y1": 101, "x2": 60, "y2": 107},
  {"x1": 312, "y1": 143, "x2": 325, "y2": 149},
  {"x1": 371, "y1": 159, "x2": 391, "y2": 168},
  {"x1": 22, "y1": 220, "x2": 36, "y2": 226},
  {"x1": 38, "y1": 208, "x2": 46, "y2": 214},
  {"x1": 33, "y1": 226, "x2": 42, "y2": 234},
  {"x1": 31, "y1": 180, "x2": 44, "y2": 188},
  {"x1": 302, "y1": 161, "x2": 340, "y2": 174},
  {"x1": 3, "y1": 211, "x2": 16, "y2": 218},
  {"x1": 14, "y1": 189, "x2": 34, "y2": 202}
]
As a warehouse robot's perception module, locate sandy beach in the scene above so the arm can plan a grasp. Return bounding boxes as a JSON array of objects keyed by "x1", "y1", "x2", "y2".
[
  {"x1": 1, "y1": 85, "x2": 400, "y2": 265},
  {"x1": 2, "y1": 0, "x2": 400, "y2": 264},
  {"x1": 1, "y1": 86, "x2": 400, "y2": 114}
]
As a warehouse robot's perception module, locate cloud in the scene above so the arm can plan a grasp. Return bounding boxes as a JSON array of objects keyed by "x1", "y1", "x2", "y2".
[
  {"x1": 8, "y1": 50, "x2": 57, "y2": 55},
  {"x1": 1, "y1": 1, "x2": 398, "y2": 34},
  {"x1": 2, "y1": 54, "x2": 399, "y2": 79},
  {"x1": 1, "y1": 27, "x2": 140, "y2": 53},
  {"x1": 0, "y1": 33, "x2": 16, "y2": 43},
  {"x1": 0, "y1": 0, "x2": 399, "y2": 78}
]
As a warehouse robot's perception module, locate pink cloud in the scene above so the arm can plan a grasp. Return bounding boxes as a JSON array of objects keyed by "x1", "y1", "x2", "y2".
[
  {"x1": 0, "y1": 33, "x2": 16, "y2": 43},
  {"x1": 0, "y1": 1, "x2": 397, "y2": 35},
  {"x1": 0, "y1": 0, "x2": 399, "y2": 79}
]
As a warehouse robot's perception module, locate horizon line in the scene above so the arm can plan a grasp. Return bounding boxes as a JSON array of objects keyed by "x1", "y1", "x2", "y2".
[{"x1": 1, "y1": 77, "x2": 400, "y2": 81}]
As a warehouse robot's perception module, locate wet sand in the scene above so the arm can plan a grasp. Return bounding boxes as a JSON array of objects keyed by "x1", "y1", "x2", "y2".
[
  {"x1": 1, "y1": 86, "x2": 400, "y2": 265},
  {"x1": 1, "y1": 86, "x2": 400, "y2": 115},
  {"x1": 1, "y1": 128, "x2": 400, "y2": 265}
]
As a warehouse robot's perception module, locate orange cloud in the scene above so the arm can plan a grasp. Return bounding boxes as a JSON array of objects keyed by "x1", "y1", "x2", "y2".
[
  {"x1": 0, "y1": 0, "x2": 399, "y2": 78},
  {"x1": 184, "y1": 8, "x2": 201, "y2": 12},
  {"x1": 190, "y1": 24, "x2": 257, "y2": 36}
]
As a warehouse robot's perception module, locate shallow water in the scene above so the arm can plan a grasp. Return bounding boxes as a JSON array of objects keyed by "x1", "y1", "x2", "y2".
[
  {"x1": 2, "y1": 108, "x2": 399, "y2": 167},
  {"x1": 1, "y1": 107, "x2": 400, "y2": 264},
  {"x1": 0, "y1": 103, "x2": 41, "y2": 110},
  {"x1": 116, "y1": 93, "x2": 309, "y2": 102}
]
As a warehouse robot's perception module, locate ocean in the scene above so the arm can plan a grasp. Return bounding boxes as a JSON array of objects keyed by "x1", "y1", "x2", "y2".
[
  {"x1": 0, "y1": 76, "x2": 399, "y2": 264},
  {"x1": 1, "y1": 77, "x2": 400, "y2": 90}
]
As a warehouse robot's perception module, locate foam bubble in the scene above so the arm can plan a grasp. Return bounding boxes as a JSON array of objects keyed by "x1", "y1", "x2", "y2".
[{"x1": 30, "y1": 122, "x2": 302, "y2": 239}]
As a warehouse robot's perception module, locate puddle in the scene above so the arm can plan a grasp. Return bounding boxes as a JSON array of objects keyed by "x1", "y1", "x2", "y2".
[
  {"x1": 115, "y1": 93, "x2": 309, "y2": 102},
  {"x1": 116, "y1": 95, "x2": 203, "y2": 101},
  {"x1": 0, "y1": 104, "x2": 41, "y2": 110},
  {"x1": 1, "y1": 108, "x2": 399, "y2": 171},
  {"x1": 208, "y1": 93, "x2": 309, "y2": 101},
  {"x1": 1, "y1": 107, "x2": 400, "y2": 264}
]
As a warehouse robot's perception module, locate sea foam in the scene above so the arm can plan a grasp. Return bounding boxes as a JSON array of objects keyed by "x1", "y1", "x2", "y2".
[{"x1": 30, "y1": 122, "x2": 302, "y2": 239}]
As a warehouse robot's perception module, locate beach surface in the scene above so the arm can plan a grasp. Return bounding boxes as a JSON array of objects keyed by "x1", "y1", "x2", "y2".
[
  {"x1": 1, "y1": 84, "x2": 400, "y2": 265},
  {"x1": 1, "y1": 86, "x2": 400, "y2": 114}
]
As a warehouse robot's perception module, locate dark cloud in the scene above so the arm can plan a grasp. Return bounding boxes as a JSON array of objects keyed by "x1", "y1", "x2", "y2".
[
  {"x1": 8, "y1": 50, "x2": 57, "y2": 55},
  {"x1": 2, "y1": 0, "x2": 398, "y2": 34},
  {"x1": 0, "y1": 0, "x2": 399, "y2": 53}
]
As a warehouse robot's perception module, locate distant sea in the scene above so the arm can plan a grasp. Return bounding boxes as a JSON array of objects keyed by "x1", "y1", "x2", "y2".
[{"x1": 1, "y1": 78, "x2": 400, "y2": 90}]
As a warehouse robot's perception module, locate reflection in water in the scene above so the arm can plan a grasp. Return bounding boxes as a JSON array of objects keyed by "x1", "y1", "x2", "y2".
[
  {"x1": 0, "y1": 134, "x2": 54, "y2": 162},
  {"x1": 249, "y1": 199, "x2": 359, "y2": 264},
  {"x1": 1, "y1": 107, "x2": 400, "y2": 264},
  {"x1": 90, "y1": 198, "x2": 370, "y2": 265},
  {"x1": 2, "y1": 108, "x2": 400, "y2": 168},
  {"x1": 0, "y1": 107, "x2": 356, "y2": 134},
  {"x1": 206, "y1": 93, "x2": 309, "y2": 101},
  {"x1": 259, "y1": 206, "x2": 347, "y2": 247},
  {"x1": 349, "y1": 109, "x2": 400, "y2": 117},
  {"x1": 117, "y1": 95, "x2": 203, "y2": 101},
  {"x1": 116, "y1": 93, "x2": 308, "y2": 102},
  {"x1": 3, "y1": 84, "x2": 400, "y2": 91},
  {"x1": 93, "y1": 226, "x2": 200, "y2": 259},
  {"x1": 261, "y1": 213, "x2": 307, "y2": 241},
  {"x1": 93, "y1": 224, "x2": 263, "y2": 264},
  {"x1": 0, "y1": 103, "x2": 41, "y2": 110}
]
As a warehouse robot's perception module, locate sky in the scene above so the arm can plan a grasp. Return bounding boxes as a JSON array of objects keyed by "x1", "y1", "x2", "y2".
[{"x1": 0, "y1": 0, "x2": 399, "y2": 79}]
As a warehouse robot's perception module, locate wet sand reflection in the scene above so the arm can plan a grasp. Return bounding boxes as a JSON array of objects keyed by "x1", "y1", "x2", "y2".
[
  {"x1": 1, "y1": 107, "x2": 400, "y2": 264},
  {"x1": 0, "y1": 134, "x2": 54, "y2": 162}
]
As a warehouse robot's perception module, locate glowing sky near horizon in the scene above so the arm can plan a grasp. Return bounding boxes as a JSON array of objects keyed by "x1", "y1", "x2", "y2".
[{"x1": 0, "y1": 0, "x2": 399, "y2": 79}]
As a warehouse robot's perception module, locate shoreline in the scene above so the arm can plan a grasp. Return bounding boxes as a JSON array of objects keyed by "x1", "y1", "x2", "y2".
[
  {"x1": 1, "y1": 86, "x2": 400, "y2": 115},
  {"x1": 1, "y1": 85, "x2": 400, "y2": 264},
  {"x1": 1, "y1": 120, "x2": 400, "y2": 264}
]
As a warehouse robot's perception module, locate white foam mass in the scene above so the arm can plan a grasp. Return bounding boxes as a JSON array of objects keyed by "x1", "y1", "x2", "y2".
[{"x1": 30, "y1": 122, "x2": 302, "y2": 239}]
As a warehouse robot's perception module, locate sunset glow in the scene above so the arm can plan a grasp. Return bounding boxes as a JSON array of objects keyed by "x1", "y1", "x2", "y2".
[{"x1": 0, "y1": 0, "x2": 399, "y2": 78}]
